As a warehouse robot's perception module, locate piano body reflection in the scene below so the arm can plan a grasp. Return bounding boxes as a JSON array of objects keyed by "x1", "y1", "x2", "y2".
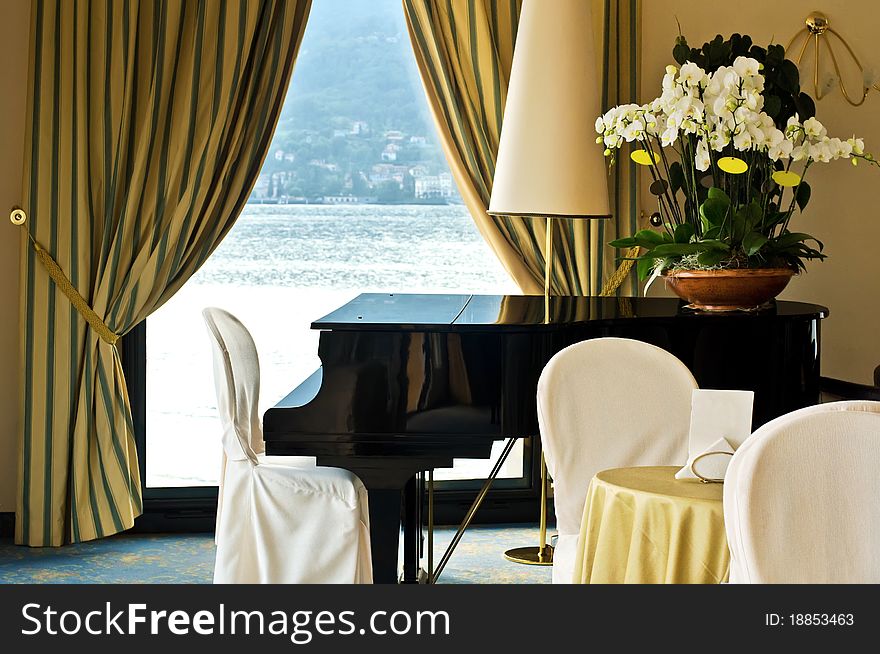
[{"x1": 264, "y1": 294, "x2": 827, "y2": 583}]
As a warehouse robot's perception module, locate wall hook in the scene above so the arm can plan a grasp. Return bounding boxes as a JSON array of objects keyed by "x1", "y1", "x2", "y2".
[{"x1": 9, "y1": 207, "x2": 27, "y2": 226}]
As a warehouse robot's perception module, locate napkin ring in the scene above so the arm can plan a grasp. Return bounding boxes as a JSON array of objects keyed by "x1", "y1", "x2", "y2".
[{"x1": 690, "y1": 450, "x2": 735, "y2": 484}]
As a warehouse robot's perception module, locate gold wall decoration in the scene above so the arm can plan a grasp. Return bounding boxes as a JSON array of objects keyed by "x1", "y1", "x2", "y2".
[{"x1": 787, "y1": 12, "x2": 880, "y2": 107}]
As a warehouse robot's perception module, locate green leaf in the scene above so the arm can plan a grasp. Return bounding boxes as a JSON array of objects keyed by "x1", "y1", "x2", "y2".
[
  {"x1": 673, "y1": 43, "x2": 691, "y2": 65},
  {"x1": 795, "y1": 92, "x2": 816, "y2": 121},
  {"x1": 762, "y1": 211, "x2": 787, "y2": 229},
  {"x1": 639, "y1": 242, "x2": 719, "y2": 260},
  {"x1": 707, "y1": 186, "x2": 731, "y2": 203},
  {"x1": 700, "y1": 197, "x2": 729, "y2": 227},
  {"x1": 743, "y1": 231, "x2": 769, "y2": 255},
  {"x1": 611, "y1": 228, "x2": 671, "y2": 251},
  {"x1": 697, "y1": 250, "x2": 727, "y2": 267},
  {"x1": 609, "y1": 237, "x2": 636, "y2": 248},
  {"x1": 673, "y1": 223, "x2": 695, "y2": 244},
  {"x1": 780, "y1": 60, "x2": 800, "y2": 93},
  {"x1": 637, "y1": 256, "x2": 656, "y2": 281},
  {"x1": 763, "y1": 95, "x2": 782, "y2": 118},
  {"x1": 697, "y1": 239, "x2": 731, "y2": 251},
  {"x1": 702, "y1": 224, "x2": 722, "y2": 240},
  {"x1": 766, "y1": 43, "x2": 784, "y2": 66},
  {"x1": 729, "y1": 200, "x2": 763, "y2": 243},
  {"x1": 773, "y1": 231, "x2": 824, "y2": 250},
  {"x1": 796, "y1": 181, "x2": 811, "y2": 212},
  {"x1": 634, "y1": 229, "x2": 666, "y2": 245}
]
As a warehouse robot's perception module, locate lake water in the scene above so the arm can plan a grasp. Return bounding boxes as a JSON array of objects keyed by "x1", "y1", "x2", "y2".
[{"x1": 146, "y1": 204, "x2": 521, "y2": 487}]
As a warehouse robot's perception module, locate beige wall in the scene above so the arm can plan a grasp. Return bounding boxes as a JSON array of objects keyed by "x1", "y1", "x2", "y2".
[
  {"x1": 0, "y1": 0, "x2": 31, "y2": 512},
  {"x1": 640, "y1": 0, "x2": 880, "y2": 384}
]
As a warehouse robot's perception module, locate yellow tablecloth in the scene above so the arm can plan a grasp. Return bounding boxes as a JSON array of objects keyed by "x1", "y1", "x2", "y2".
[{"x1": 573, "y1": 466, "x2": 730, "y2": 584}]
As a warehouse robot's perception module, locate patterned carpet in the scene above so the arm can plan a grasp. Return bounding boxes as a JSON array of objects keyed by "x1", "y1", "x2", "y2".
[{"x1": 0, "y1": 524, "x2": 553, "y2": 584}]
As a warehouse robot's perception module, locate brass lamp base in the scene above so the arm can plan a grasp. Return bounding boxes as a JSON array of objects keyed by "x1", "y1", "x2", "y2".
[
  {"x1": 504, "y1": 220, "x2": 558, "y2": 570},
  {"x1": 504, "y1": 545, "x2": 554, "y2": 566}
]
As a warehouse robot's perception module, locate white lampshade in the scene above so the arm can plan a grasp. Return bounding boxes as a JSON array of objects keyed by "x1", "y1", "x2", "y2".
[{"x1": 489, "y1": 0, "x2": 610, "y2": 219}]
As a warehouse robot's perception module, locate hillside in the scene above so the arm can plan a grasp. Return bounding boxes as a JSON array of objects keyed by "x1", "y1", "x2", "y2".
[{"x1": 254, "y1": 0, "x2": 454, "y2": 203}]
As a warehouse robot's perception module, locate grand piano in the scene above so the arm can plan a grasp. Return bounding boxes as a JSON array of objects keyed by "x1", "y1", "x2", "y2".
[{"x1": 264, "y1": 293, "x2": 827, "y2": 583}]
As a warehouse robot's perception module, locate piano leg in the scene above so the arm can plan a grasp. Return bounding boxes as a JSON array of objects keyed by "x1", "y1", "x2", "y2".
[
  {"x1": 367, "y1": 488, "x2": 405, "y2": 584},
  {"x1": 366, "y1": 478, "x2": 421, "y2": 584},
  {"x1": 316, "y1": 456, "x2": 454, "y2": 584},
  {"x1": 402, "y1": 475, "x2": 420, "y2": 584}
]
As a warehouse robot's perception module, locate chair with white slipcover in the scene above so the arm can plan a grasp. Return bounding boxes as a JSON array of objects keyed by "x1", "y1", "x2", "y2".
[
  {"x1": 724, "y1": 400, "x2": 880, "y2": 583},
  {"x1": 537, "y1": 337, "x2": 698, "y2": 583},
  {"x1": 203, "y1": 307, "x2": 372, "y2": 584}
]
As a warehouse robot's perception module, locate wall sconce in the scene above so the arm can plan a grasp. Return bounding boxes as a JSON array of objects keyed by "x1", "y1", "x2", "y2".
[{"x1": 786, "y1": 12, "x2": 879, "y2": 107}]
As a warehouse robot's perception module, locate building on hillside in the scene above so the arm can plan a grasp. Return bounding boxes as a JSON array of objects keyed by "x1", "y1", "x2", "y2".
[
  {"x1": 415, "y1": 173, "x2": 454, "y2": 200},
  {"x1": 369, "y1": 163, "x2": 409, "y2": 187},
  {"x1": 380, "y1": 143, "x2": 400, "y2": 162},
  {"x1": 251, "y1": 173, "x2": 271, "y2": 199},
  {"x1": 309, "y1": 159, "x2": 339, "y2": 171},
  {"x1": 322, "y1": 195, "x2": 359, "y2": 204}
]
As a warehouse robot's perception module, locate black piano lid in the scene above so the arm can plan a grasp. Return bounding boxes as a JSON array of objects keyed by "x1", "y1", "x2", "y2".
[
  {"x1": 312, "y1": 293, "x2": 828, "y2": 331},
  {"x1": 314, "y1": 293, "x2": 471, "y2": 328}
]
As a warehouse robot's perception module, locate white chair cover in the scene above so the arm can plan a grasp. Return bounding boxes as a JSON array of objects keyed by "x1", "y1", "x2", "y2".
[
  {"x1": 203, "y1": 307, "x2": 372, "y2": 583},
  {"x1": 724, "y1": 400, "x2": 880, "y2": 583},
  {"x1": 537, "y1": 337, "x2": 698, "y2": 583}
]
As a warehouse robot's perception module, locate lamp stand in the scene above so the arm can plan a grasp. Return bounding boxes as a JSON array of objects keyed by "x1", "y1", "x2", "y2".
[
  {"x1": 544, "y1": 215, "x2": 553, "y2": 323},
  {"x1": 504, "y1": 216, "x2": 555, "y2": 567},
  {"x1": 503, "y1": 451, "x2": 553, "y2": 565}
]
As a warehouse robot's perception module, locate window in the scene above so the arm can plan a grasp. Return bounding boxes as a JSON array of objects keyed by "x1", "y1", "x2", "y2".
[{"x1": 139, "y1": 0, "x2": 527, "y2": 508}]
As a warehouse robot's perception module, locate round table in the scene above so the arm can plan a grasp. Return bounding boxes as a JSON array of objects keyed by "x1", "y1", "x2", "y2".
[{"x1": 572, "y1": 466, "x2": 730, "y2": 584}]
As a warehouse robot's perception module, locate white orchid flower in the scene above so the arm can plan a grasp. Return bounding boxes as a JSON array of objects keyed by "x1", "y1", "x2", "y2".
[
  {"x1": 712, "y1": 94, "x2": 730, "y2": 117},
  {"x1": 707, "y1": 126, "x2": 730, "y2": 151},
  {"x1": 744, "y1": 90, "x2": 764, "y2": 112},
  {"x1": 768, "y1": 139, "x2": 793, "y2": 161},
  {"x1": 791, "y1": 142, "x2": 811, "y2": 162},
  {"x1": 848, "y1": 136, "x2": 865, "y2": 155},
  {"x1": 679, "y1": 62, "x2": 706, "y2": 86},
  {"x1": 767, "y1": 128, "x2": 786, "y2": 147},
  {"x1": 695, "y1": 138, "x2": 711, "y2": 171},
  {"x1": 826, "y1": 137, "x2": 852, "y2": 159},
  {"x1": 598, "y1": 53, "x2": 871, "y2": 178},
  {"x1": 733, "y1": 128, "x2": 753, "y2": 151},
  {"x1": 621, "y1": 119, "x2": 645, "y2": 142},
  {"x1": 660, "y1": 125, "x2": 679, "y2": 147},
  {"x1": 803, "y1": 117, "x2": 827, "y2": 139},
  {"x1": 809, "y1": 140, "x2": 833, "y2": 162},
  {"x1": 733, "y1": 56, "x2": 761, "y2": 78}
]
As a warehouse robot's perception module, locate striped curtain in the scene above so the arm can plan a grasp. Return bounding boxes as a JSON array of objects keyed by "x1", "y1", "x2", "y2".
[
  {"x1": 17, "y1": 0, "x2": 311, "y2": 547},
  {"x1": 600, "y1": 0, "x2": 641, "y2": 296},
  {"x1": 403, "y1": 0, "x2": 641, "y2": 296}
]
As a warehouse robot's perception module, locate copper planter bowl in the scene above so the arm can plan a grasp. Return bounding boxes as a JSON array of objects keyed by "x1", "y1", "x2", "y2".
[{"x1": 662, "y1": 268, "x2": 796, "y2": 311}]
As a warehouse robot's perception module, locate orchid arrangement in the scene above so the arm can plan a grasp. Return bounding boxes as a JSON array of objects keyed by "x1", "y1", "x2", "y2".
[{"x1": 597, "y1": 34, "x2": 877, "y2": 280}]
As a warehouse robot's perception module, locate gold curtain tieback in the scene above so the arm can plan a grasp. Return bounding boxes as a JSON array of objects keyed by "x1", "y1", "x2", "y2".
[
  {"x1": 599, "y1": 245, "x2": 640, "y2": 296},
  {"x1": 10, "y1": 208, "x2": 119, "y2": 346}
]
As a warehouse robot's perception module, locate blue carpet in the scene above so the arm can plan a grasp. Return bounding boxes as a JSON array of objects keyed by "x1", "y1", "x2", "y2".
[{"x1": 0, "y1": 524, "x2": 552, "y2": 584}]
